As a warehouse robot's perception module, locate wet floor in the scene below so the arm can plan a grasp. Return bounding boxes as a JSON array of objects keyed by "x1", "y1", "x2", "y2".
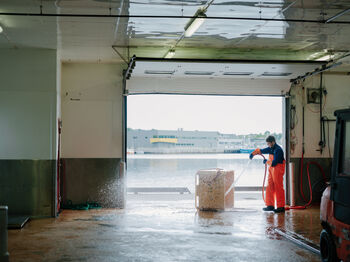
[{"x1": 8, "y1": 194, "x2": 322, "y2": 262}]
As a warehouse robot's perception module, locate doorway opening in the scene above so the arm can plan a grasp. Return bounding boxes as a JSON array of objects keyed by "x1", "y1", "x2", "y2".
[{"x1": 126, "y1": 94, "x2": 283, "y2": 208}]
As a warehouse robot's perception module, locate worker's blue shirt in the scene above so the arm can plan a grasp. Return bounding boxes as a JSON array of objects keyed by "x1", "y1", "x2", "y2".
[{"x1": 260, "y1": 143, "x2": 285, "y2": 167}]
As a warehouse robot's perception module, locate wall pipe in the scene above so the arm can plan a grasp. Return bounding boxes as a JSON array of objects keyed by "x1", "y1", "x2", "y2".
[
  {"x1": 319, "y1": 73, "x2": 324, "y2": 154},
  {"x1": 284, "y1": 96, "x2": 291, "y2": 205},
  {"x1": 0, "y1": 12, "x2": 350, "y2": 24},
  {"x1": 0, "y1": 206, "x2": 9, "y2": 262},
  {"x1": 122, "y1": 64, "x2": 129, "y2": 165},
  {"x1": 302, "y1": 91, "x2": 305, "y2": 155}
]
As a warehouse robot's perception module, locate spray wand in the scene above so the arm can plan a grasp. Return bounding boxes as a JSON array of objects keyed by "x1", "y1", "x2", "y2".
[{"x1": 224, "y1": 160, "x2": 252, "y2": 197}]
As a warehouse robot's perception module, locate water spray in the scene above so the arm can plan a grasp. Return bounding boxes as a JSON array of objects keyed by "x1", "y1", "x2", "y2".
[{"x1": 224, "y1": 159, "x2": 252, "y2": 197}]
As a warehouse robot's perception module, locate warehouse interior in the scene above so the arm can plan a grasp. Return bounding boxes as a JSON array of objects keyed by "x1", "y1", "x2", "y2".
[{"x1": 1, "y1": 0, "x2": 350, "y2": 261}]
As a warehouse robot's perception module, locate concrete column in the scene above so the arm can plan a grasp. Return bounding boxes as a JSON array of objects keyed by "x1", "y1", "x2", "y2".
[{"x1": 0, "y1": 206, "x2": 9, "y2": 262}]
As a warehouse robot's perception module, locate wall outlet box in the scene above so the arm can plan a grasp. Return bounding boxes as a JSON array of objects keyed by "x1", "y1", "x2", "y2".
[{"x1": 307, "y1": 88, "x2": 321, "y2": 104}]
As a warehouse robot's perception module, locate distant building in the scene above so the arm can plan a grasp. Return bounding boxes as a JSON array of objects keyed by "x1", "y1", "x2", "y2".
[
  {"x1": 127, "y1": 128, "x2": 282, "y2": 154},
  {"x1": 128, "y1": 128, "x2": 220, "y2": 154}
]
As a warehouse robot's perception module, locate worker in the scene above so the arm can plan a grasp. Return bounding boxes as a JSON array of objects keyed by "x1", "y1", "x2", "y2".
[{"x1": 249, "y1": 135, "x2": 286, "y2": 213}]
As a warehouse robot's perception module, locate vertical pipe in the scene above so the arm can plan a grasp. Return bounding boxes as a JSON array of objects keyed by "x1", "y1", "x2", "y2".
[
  {"x1": 284, "y1": 96, "x2": 291, "y2": 205},
  {"x1": 119, "y1": 161, "x2": 126, "y2": 209},
  {"x1": 301, "y1": 95, "x2": 305, "y2": 203},
  {"x1": 124, "y1": 96, "x2": 127, "y2": 166},
  {"x1": 0, "y1": 206, "x2": 9, "y2": 262},
  {"x1": 56, "y1": 119, "x2": 62, "y2": 215},
  {"x1": 121, "y1": 71, "x2": 128, "y2": 209},
  {"x1": 118, "y1": 70, "x2": 128, "y2": 208},
  {"x1": 122, "y1": 72, "x2": 127, "y2": 166},
  {"x1": 289, "y1": 163, "x2": 296, "y2": 206},
  {"x1": 302, "y1": 105, "x2": 305, "y2": 154},
  {"x1": 319, "y1": 73, "x2": 323, "y2": 154}
]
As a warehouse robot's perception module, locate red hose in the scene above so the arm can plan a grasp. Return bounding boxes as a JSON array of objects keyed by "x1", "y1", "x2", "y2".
[
  {"x1": 300, "y1": 152, "x2": 306, "y2": 202},
  {"x1": 290, "y1": 151, "x2": 308, "y2": 209},
  {"x1": 57, "y1": 119, "x2": 62, "y2": 213},
  {"x1": 258, "y1": 153, "x2": 327, "y2": 210},
  {"x1": 303, "y1": 161, "x2": 327, "y2": 207},
  {"x1": 259, "y1": 154, "x2": 267, "y2": 203}
]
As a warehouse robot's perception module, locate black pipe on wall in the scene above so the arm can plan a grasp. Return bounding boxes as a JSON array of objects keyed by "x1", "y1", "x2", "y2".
[
  {"x1": 1, "y1": 12, "x2": 350, "y2": 24},
  {"x1": 319, "y1": 73, "x2": 324, "y2": 154}
]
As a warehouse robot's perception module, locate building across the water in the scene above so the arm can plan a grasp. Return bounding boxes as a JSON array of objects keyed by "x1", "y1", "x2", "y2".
[{"x1": 127, "y1": 128, "x2": 282, "y2": 154}]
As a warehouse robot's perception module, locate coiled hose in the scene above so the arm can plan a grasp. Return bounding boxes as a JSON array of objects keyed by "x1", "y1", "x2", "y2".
[{"x1": 257, "y1": 153, "x2": 327, "y2": 210}]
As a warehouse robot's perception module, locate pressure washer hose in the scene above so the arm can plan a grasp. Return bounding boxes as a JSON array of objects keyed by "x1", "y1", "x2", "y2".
[
  {"x1": 299, "y1": 152, "x2": 327, "y2": 207},
  {"x1": 260, "y1": 154, "x2": 267, "y2": 203},
  {"x1": 257, "y1": 153, "x2": 327, "y2": 210}
]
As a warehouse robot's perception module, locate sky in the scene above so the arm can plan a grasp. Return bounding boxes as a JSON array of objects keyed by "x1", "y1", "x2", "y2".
[{"x1": 127, "y1": 95, "x2": 282, "y2": 135}]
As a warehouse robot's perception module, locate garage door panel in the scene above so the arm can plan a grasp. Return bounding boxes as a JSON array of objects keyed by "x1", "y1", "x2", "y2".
[
  {"x1": 127, "y1": 77, "x2": 290, "y2": 96},
  {"x1": 125, "y1": 60, "x2": 324, "y2": 96}
]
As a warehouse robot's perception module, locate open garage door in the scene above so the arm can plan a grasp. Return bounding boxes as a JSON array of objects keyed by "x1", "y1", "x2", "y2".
[
  {"x1": 122, "y1": 57, "x2": 327, "y2": 202},
  {"x1": 125, "y1": 58, "x2": 325, "y2": 96}
]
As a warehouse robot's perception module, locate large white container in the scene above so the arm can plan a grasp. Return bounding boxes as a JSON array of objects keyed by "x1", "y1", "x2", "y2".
[{"x1": 195, "y1": 169, "x2": 234, "y2": 211}]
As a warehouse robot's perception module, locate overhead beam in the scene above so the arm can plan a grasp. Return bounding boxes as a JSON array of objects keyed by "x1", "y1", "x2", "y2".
[
  {"x1": 112, "y1": 46, "x2": 129, "y2": 65},
  {"x1": 326, "y1": 8, "x2": 350, "y2": 23},
  {"x1": 132, "y1": 56, "x2": 326, "y2": 64},
  {"x1": 290, "y1": 62, "x2": 342, "y2": 83},
  {"x1": 0, "y1": 12, "x2": 350, "y2": 24}
]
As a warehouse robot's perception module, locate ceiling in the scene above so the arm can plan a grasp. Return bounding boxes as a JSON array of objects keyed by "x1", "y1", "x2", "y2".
[{"x1": 0, "y1": 0, "x2": 350, "y2": 63}]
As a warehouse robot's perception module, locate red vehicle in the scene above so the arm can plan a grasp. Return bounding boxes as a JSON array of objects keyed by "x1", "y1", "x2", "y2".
[{"x1": 320, "y1": 109, "x2": 350, "y2": 262}]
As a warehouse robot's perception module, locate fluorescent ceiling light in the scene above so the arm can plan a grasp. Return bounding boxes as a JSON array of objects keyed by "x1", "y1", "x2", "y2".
[
  {"x1": 255, "y1": 3, "x2": 283, "y2": 8},
  {"x1": 184, "y1": 10, "x2": 207, "y2": 37},
  {"x1": 164, "y1": 49, "x2": 175, "y2": 59},
  {"x1": 316, "y1": 55, "x2": 332, "y2": 61},
  {"x1": 144, "y1": 70, "x2": 175, "y2": 75},
  {"x1": 0, "y1": 26, "x2": 3, "y2": 34},
  {"x1": 223, "y1": 72, "x2": 253, "y2": 76},
  {"x1": 184, "y1": 71, "x2": 214, "y2": 75},
  {"x1": 308, "y1": 51, "x2": 329, "y2": 60},
  {"x1": 262, "y1": 72, "x2": 292, "y2": 77}
]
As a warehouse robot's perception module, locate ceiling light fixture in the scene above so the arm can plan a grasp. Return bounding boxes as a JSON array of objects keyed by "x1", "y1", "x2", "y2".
[
  {"x1": 223, "y1": 72, "x2": 253, "y2": 76},
  {"x1": 184, "y1": 9, "x2": 207, "y2": 37},
  {"x1": 262, "y1": 72, "x2": 292, "y2": 77},
  {"x1": 184, "y1": 71, "x2": 214, "y2": 75},
  {"x1": 316, "y1": 55, "x2": 333, "y2": 61},
  {"x1": 144, "y1": 70, "x2": 175, "y2": 75},
  {"x1": 164, "y1": 49, "x2": 176, "y2": 59},
  {"x1": 308, "y1": 52, "x2": 324, "y2": 59},
  {"x1": 255, "y1": 3, "x2": 283, "y2": 8},
  {"x1": 0, "y1": 26, "x2": 3, "y2": 34}
]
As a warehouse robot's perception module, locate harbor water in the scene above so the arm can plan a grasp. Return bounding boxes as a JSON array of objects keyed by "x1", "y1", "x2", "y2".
[{"x1": 127, "y1": 153, "x2": 268, "y2": 193}]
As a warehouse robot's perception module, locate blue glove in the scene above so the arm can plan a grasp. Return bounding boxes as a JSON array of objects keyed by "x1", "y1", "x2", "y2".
[
  {"x1": 263, "y1": 159, "x2": 267, "y2": 164},
  {"x1": 249, "y1": 153, "x2": 254, "y2": 160}
]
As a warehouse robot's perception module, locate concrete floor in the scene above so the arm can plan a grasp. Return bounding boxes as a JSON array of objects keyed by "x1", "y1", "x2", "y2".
[{"x1": 8, "y1": 193, "x2": 322, "y2": 262}]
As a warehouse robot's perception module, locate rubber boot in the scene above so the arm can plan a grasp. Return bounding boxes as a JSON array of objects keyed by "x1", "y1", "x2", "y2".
[
  {"x1": 262, "y1": 206, "x2": 274, "y2": 211},
  {"x1": 274, "y1": 207, "x2": 285, "y2": 213}
]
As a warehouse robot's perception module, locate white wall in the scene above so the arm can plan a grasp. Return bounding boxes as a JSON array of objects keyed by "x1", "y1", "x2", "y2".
[
  {"x1": 290, "y1": 73, "x2": 350, "y2": 158},
  {"x1": 61, "y1": 63, "x2": 123, "y2": 158},
  {"x1": 0, "y1": 49, "x2": 57, "y2": 160}
]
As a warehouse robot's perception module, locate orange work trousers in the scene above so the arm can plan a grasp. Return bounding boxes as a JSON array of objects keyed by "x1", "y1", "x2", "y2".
[{"x1": 265, "y1": 161, "x2": 286, "y2": 208}]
